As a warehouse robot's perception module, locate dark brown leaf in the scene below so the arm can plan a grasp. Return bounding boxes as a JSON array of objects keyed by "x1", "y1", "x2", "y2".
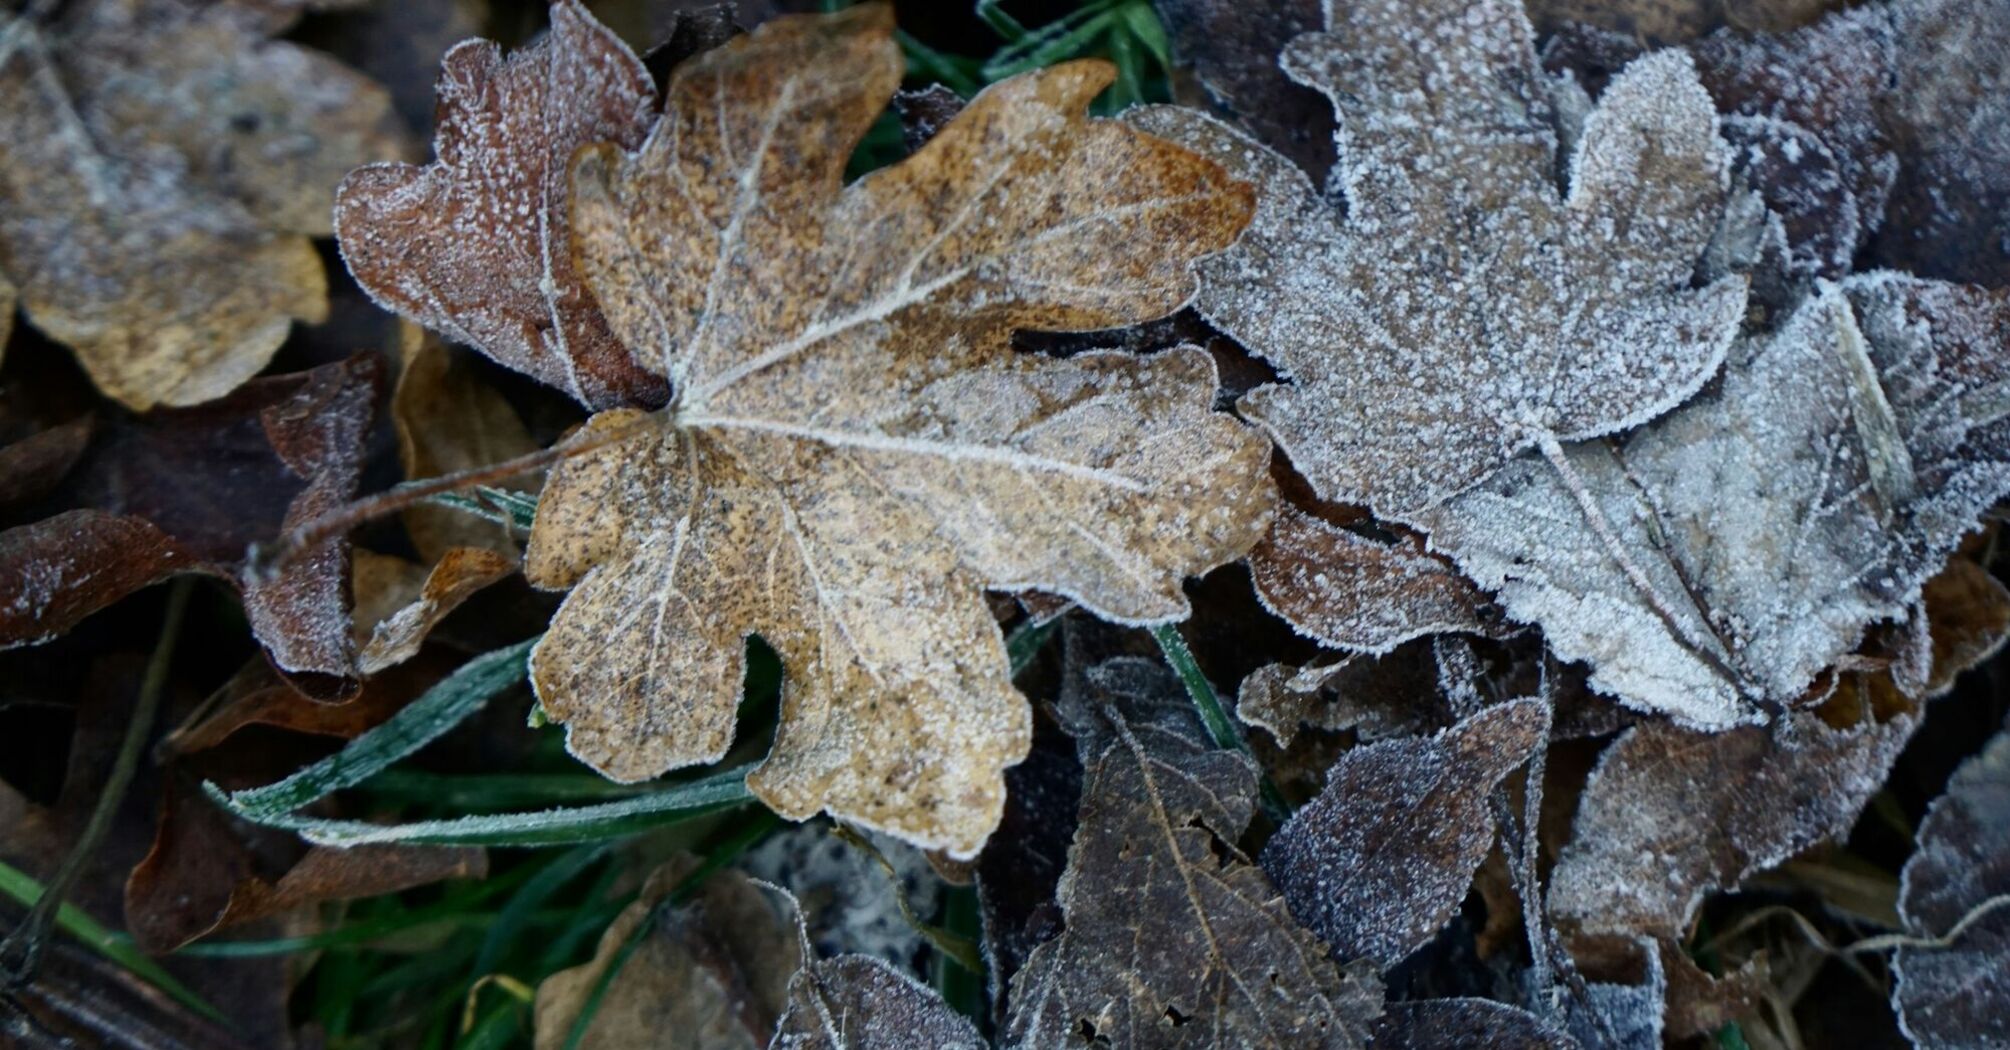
[
  {"x1": 770, "y1": 952, "x2": 982, "y2": 1050},
  {"x1": 0, "y1": 510, "x2": 204, "y2": 648},
  {"x1": 1549, "y1": 709, "x2": 1917, "y2": 939},
  {"x1": 1006, "y1": 656, "x2": 1381, "y2": 1048},
  {"x1": 334, "y1": 0, "x2": 666, "y2": 409},
  {"x1": 1260, "y1": 699, "x2": 1548, "y2": 969}
]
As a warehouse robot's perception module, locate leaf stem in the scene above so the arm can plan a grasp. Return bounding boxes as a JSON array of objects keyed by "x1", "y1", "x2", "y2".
[{"x1": 1, "y1": 577, "x2": 192, "y2": 989}]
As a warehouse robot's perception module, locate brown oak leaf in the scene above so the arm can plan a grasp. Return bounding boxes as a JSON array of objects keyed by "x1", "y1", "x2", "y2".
[
  {"x1": 1131, "y1": 0, "x2": 1744, "y2": 521},
  {"x1": 522, "y1": 5, "x2": 1268, "y2": 855},
  {"x1": 0, "y1": 0, "x2": 403, "y2": 410},
  {"x1": 334, "y1": 0, "x2": 666, "y2": 409}
]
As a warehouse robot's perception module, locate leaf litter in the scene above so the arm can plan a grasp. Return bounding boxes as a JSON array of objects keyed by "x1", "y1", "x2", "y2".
[{"x1": 1, "y1": 0, "x2": 2009, "y2": 1045}]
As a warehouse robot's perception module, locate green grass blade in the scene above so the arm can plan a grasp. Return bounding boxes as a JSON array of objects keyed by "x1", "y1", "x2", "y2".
[
  {"x1": 1006, "y1": 616, "x2": 1058, "y2": 677},
  {"x1": 1150, "y1": 624, "x2": 1291, "y2": 822},
  {"x1": 472, "y1": 844, "x2": 610, "y2": 975},
  {"x1": 215, "y1": 638, "x2": 537, "y2": 820},
  {"x1": 220, "y1": 767, "x2": 756, "y2": 848},
  {"x1": 361, "y1": 771, "x2": 653, "y2": 811},
  {"x1": 0, "y1": 858, "x2": 227, "y2": 1023}
]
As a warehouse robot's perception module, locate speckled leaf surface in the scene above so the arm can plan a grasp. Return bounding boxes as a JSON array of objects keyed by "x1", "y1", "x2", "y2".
[
  {"x1": 1131, "y1": 0, "x2": 1744, "y2": 521},
  {"x1": 523, "y1": 6, "x2": 1270, "y2": 857},
  {"x1": 1422, "y1": 276, "x2": 2010, "y2": 725},
  {"x1": 335, "y1": 0, "x2": 666, "y2": 409}
]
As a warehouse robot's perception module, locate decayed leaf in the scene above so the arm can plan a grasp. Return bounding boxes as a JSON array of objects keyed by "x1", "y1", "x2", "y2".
[
  {"x1": 534, "y1": 863, "x2": 800, "y2": 1050},
  {"x1": 1919, "y1": 553, "x2": 2010, "y2": 697},
  {"x1": 1132, "y1": 0, "x2": 1744, "y2": 521},
  {"x1": 1006, "y1": 658, "x2": 1380, "y2": 1047},
  {"x1": 335, "y1": 0, "x2": 665, "y2": 409},
  {"x1": 1248, "y1": 504, "x2": 1491, "y2": 654},
  {"x1": 1548, "y1": 708, "x2": 1916, "y2": 939},
  {"x1": 391, "y1": 327, "x2": 538, "y2": 563},
  {"x1": 1260, "y1": 699, "x2": 1548, "y2": 969},
  {"x1": 1422, "y1": 275, "x2": 2010, "y2": 725},
  {"x1": 0, "y1": 356, "x2": 383, "y2": 697},
  {"x1": 1368, "y1": 999, "x2": 1579, "y2": 1050},
  {"x1": 0, "y1": 0, "x2": 402, "y2": 410},
  {"x1": 523, "y1": 5, "x2": 1268, "y2": 855},
  {"x1": 125, "y1": 771, "x2": 487, "y2": 952},
  {"x1": 770, "y1": 948, "x2": 983, "y2": 1050},
  {"x1": 1892, "y1": 721, "x2": 2010, "y2": 1048}
]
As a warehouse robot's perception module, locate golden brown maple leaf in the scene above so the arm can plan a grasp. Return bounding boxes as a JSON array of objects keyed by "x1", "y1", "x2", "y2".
[
  {"x1": 0, "y1": 0, "x2": 404, "y2": 411},
  {"x1": 524, "y1": 5, "x2": 1269, "y2": 855}
]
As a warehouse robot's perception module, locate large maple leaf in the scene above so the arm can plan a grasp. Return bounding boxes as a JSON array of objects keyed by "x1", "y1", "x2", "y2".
[{"x1": 505, "y1": 6, "x2": 1268, "y2": 855}]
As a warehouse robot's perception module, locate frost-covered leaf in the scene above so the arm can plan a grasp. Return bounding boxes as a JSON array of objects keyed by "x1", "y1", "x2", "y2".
[
  {"x1": 335, "y1": 0, "x2": 666, "y2": 409},
  {"x1": 1423, "y1": 275, "x2": 2010, "y2": 725},
  {"x1": 1151, "y1": 0, "x2": 1333, "y2": 181},
  {"x1": 1005, "y1": 657, "x2": 1380, "y2": 1048},
  {"x1": 1548, "y1": 708, "x2": 1916, "y2": 939},
  {"x1": 1261, "y1": 699, "x2": 1548, "y2": 969},
  {"x1": 524, "y1": 6, "x2": 1269, "y2": 856},
  {"x1": 1236, "y1": 644, "x2": 1439, "y2": 748},
  {"x1": 1131, "y1": 0, "x2": 1743, "y2": 520},
  {"x1": 1368, "y1": 999, "x2": 1579, "y2": 1050},
  {"x1": 0, "y1": 0, "x2": 402, "y2": 411},
  {"x1": 769, "y1": 950, "x2": 983, "y2": 1050},
  {"x1": 1248, "y1": 504, "x2": 1492, "y2": 654},
  {"x1": 1892, "y1": 721, "x2": 2010, "y2": 1048},
  {"x1": 534, "y1": 863, "x2": 799, "y2": 1050}
]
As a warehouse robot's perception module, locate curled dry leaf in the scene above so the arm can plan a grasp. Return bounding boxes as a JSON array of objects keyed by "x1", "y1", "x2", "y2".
[
  {"x1": 1006, "y1": 657, "x2": 1381, "y2": 1048},
  {"x1": 1368, "y1": 998, "x2": 1579, "y2": 1050},
  {"x1": 1248, "y1": 504, "x2": 1491, "y2": 655},
  {"x1": 1892, "y1": 720, "x2": 2010, "y2": 1048},
  {"x1": 523, "y1": 5, "x2": 1269, "y2": 855},
  {"x1": 1131, "y1": 0, "x2": 1744, "y2": 521},
  {"x1": 335, "y1": 0, "x2": 666, "y2": 409},
  {"x1": 0, "y1": 0, "x2": 403, "y2": 410},
  {"x1": 1548, "y1": 708, "x2": 1916, "y2": 940},
  {"x1": 356, "y1": 546, "x2": 516, "y2": 673},
  {"x1": 534, "y1": 863, "x2": 800, "y2": 1050},
  {"x1": 1919, "y1": 553, "x2": 2010, "y2": 697},
  {"x1": 1422, "y1": 276, "x2": 2010, "y2": 726},
  {"x1": 1260, "y1": 699, "x2": 1549, "y2": 969},
  {"x1": 391, "y1": 327, "x2": 538, "y2": 563}
]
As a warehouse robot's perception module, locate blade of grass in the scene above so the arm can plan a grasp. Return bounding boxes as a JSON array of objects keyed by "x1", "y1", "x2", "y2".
[
  {"x1": 560, "y1": 810, "x2": 782, "y2": 1050},
  {"x1": 360, "y1": 771, "x2": 654, "y2": 811},
  {"x1": 428, "y1": 486, "x2": 538, "y2": 532},
  {"x1": 1150, "y1": 624, "x2": 1291, "y2": 823},
  {"x1": 215, "y1": 766, "x2": 755, "y2": 848},
  {"x1": 0, "y1": 858, "x2": 225, "y2": 1022},
  {"x1": 215, "y1": 637, "x2": 536, "y2": 820},
  {"x1": 1006, "y1": 615, "x2": 1057, "y2": 677},
  {"x1": 472, "y1": 843, "x2": 611, "y2": 975}
]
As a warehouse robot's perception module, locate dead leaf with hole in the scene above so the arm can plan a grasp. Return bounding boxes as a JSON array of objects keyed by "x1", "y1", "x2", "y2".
[
  {"x1": 1005, "y1": 657, "x2": 1381, "y2": 1047},
  {"x1": 335, "y1": 0, "x2": 666, "y2": 409},
  {"x1": 521, "y1": 5, "x2": 1269, "y2": 856},
  {"x1": 533, "y1": 863, "x2": 799, "y2": 1050},
  {"x1": 1420, "y1": 276, "x2": 2010, "y2": 726},
  {"x1": 0, "y1": 0, "x2": 403, "y2": 410},
  {"x1": 1131, "y1": 0, "x2": 1744, "y2": 522},
  {"x1": 1261, "y1": 699, "x2": 1548, "y2": 969},
  {"x1": 1892, "y1": 719, "x2": 2010, "y2": 1048},
  {"x1": 1548, "y1": 706, "x2": 1917, "y2": 940}
]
